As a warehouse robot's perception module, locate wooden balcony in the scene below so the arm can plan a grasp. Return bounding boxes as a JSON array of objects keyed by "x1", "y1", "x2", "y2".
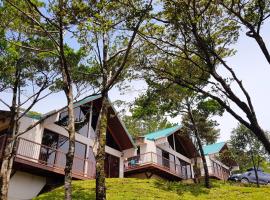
[
  {"x1": 0, "y1": 135, "x2": 95, "y2": 180},
  {"x1": 208, "y1": 163, "x2": 230, "y2": 180},
  {"x1": 124, "y1": 152, "x2": 193, "y2": 180},
  {"x1": 200, "y1": 159, "x2": 230, "y2": 180}
]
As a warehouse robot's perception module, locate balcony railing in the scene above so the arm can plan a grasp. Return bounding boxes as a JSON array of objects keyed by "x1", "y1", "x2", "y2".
[
  {"x1": 124, "y1": 152, "x2": 193, "y2": 179},
  {"x1": 200, "y1": 160, "x2": 230, "y2": 180},
  {"x1": 0, "y1": 135, "x2": 95, "y2": 179},
  {"x1": 209, "y1": 160, "x2": 230, "y2": 180}
]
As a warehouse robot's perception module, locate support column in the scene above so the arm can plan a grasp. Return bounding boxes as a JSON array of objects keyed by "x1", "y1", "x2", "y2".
[{"x1": 119, "y1": 156, "x2": 124, "y2": 178}]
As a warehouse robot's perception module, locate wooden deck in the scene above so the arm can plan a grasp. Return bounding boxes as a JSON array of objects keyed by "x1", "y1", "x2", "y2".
[
  {"x1": 0, "y1": 135, "x2": 95, "y2": 180},
  {"x1": 124, "y1": 152, "x2": 193, "y2": 180}
]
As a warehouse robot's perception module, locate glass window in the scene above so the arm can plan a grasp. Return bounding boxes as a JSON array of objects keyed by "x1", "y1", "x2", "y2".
[
  {"x1": 39, "y1": 129, "x2": 59, "y2": 166},
  {"x1": 168, "y1": 134, "x2": 174, "y2": 149},
  {"x1": 137, "y1": 146, "x2": 140, "y2": 155},
  {"x1": 56, "y1": 105, "x2": 90, "y2": 137},
  {"x1": 57, "y1": 111, "x2": 68, "y2": 127},
  {"x1": 106, "y1": 129, "x2": 120, "y2": 151},
  {"x1": 91, "y1": 107, "x2": 99, "y2": 131}
]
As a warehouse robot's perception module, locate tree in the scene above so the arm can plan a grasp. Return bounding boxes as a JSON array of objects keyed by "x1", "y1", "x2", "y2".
[
  {"x1": 2, "y1": 1, "x2": 89, "y2": 199},
  {"x1": 180, "y1": 96, "x2": 222, "y2": 187},
  {"x1": 136, "y1": 0, "x2": 270, "y2": 155},
  {"x1": 128, "y1": 78, "x2": 222, "y2": 188},
  {"x1": 70, "y1": 1, "x2": 153, "y2": 199},
  {"x1": 122, "y1": 114, "x2": 174, "y2": 138},
  {"x1": 230, "y1": 124, "x2": 269, "y2": 187},
  {"x1": 0, "y1": 2, "x2": 58, "y2": 198},
  {"x1": 220, "y1": 0, "x2": 270, "y2": 65}
]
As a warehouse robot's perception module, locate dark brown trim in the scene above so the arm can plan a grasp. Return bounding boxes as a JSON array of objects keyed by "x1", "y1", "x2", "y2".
[{"x1": 145, "y1": 171, "x2": 153, "y2": 179}]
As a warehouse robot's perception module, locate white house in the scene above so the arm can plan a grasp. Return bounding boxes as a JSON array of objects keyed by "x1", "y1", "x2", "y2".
[
  {"x1": 0, "y1": 95, "x2": 135, "y2": 200},
  {"x1": 123, "y1": 125, "x2": 197, "y2": 180},
  {"x1": 199, "y1": 142, "x2": 238, "y2": 180}
]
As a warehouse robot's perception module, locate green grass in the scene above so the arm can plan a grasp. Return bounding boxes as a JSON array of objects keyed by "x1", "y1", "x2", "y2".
[{"x1": 34, "y1": 178, "x2": 270, "y2": 200}]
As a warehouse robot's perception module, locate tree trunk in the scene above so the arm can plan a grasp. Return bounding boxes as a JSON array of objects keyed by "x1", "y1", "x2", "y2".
[
  {"x1": 0, "y1": 68, "x2": 20, "y2": 200},
  {"x1": 57, "y1": 0, "x2": 76, "y2": 199},
  {"x1": 0, "y1": 140, "x2": 15, "y2": 200},
  {"x1": 196, "y1": 135, "x2": 210, "y2": 188},
  {"x1": 250, "y1": 150, "x2": 260, "y2": 187},
  {"x1": 64, "y1": 86, "x2": 76, "y2": 200},
  {"x1": 95, "y1": 96, "x2": 108, "y2": 200},
  {"x1": 187, "y1": 106, "x2": 210, "y2": 188},
  {"x1": 193, "y1": 155, "x2": 200, "y2": 184}
]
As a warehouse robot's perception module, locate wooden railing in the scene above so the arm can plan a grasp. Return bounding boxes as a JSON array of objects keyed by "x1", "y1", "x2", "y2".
[
  {"x1": 0, "y1": 136, "x2": 96, "y2": 179},
  {"x1": 124, "y1": 152, "x2": 193, "y2": 179},
  {"x1": 210, "y1": 160, "x2": 230, "y2": 180},
  {"x1": 207, "y1": 160, "x2": 230, "y2": 180}
]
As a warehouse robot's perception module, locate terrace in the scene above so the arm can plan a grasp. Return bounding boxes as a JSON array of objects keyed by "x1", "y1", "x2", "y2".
[
  {"x1": 209, "y1": 159, "x2": 230, "y2": 180},
  {"x1": 0, "y1": 135, "x2": 95, "y2": 180},
  {"x1": 124, "y1": 152, "x2": 193, "y2": 180}
]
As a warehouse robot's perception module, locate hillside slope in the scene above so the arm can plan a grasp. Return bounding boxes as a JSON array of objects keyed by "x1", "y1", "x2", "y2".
[{"x1": 34, "y1": 178, "x2": 270, "y2": 200}]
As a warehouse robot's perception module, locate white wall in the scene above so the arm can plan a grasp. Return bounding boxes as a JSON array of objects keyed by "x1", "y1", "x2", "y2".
[
  {"x1": 16, "y1": 117, "x2": 43, "y2": 162},
  {"x1": 8, "y1": 171, "x2": 46, "y2": 200}
]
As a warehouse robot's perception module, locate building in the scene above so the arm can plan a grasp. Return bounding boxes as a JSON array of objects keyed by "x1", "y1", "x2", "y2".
[
  {"x1": 123, "y1": 125, "x2": 198, "y2": 181},
  {"x1": 198, "y1": 142, "x2": 238, "y2": 180},
  {"x1": 0, "y1": 95, "x2": 135, "y2": 200}
]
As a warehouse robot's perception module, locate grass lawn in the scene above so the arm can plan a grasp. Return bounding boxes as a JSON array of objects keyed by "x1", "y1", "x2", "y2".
[{"x1": 34, "y1": 178, "x2": 270, "y2": 200}]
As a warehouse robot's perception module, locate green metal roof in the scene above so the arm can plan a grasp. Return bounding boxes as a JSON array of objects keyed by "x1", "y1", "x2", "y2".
[
  {"x1": 143, "y1": 125, "x2": 181, "y2": 141},
  {"x1": 202, "y1": 142, "x2": 226, "y2": 155},
  {"x1": 73, "y1": 94, "x2": 102, "y2": 108}
]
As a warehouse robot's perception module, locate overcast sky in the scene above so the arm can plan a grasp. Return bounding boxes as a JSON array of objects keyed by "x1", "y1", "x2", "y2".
[{"x1": 1, "y1": 26, "x2": 269, "y2": 143}]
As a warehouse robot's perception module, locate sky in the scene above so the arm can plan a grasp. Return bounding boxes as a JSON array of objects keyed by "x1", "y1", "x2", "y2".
[{"x1": 1, "y1": 26, "x2": 270, "y2": 143}]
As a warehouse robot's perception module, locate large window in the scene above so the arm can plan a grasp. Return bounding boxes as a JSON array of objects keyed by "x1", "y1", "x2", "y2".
[
  {"x1": 40, "y1": 129, "x2": 86, "y2": 172},
  {"x1": 56, "y1": 104, "x2": 91, "y2": 137},
  {"x1": 168, "y1": 133, "x2": 188, "y2": 157},
  {"x1": 106, "y1": 129, "x2": 120, "y2": 151}
]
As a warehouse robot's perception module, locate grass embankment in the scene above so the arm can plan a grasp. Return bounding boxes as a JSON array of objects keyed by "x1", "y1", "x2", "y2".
[{"x1": 34, "y1": 178, "x2": 270, "y2": 200}]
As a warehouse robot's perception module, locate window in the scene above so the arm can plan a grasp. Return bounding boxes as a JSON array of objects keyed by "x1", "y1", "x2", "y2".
[
  {"x1": 56, "y1": 105, "x2": 91, "y2": 137},
  {"x1": 91, "y1": 107, "x2": 99, "y2": 131},
  {"x1": 168, "y1": 134, "x2": 174, "y2": 149},
  {"x1": 106, "y1": 129, "x2": 120, "y2": 151},
  {"x1": 137, "y1": 146, "x2": 140, "y2": 155},
  {"x1": 40, "y1": 129, "x2": 87, "y2": 169}
]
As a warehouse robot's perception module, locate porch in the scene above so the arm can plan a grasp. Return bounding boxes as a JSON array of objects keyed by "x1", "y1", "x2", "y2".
[
  {"x1": 0, "y1": 135, "x2": 95, "y2": 180},
  {"x1": 200, "y1": 159, "x2": 230, "y2": 180},
  {"x1": 124, "y1": 152, "x2": 193, "y2": 180},
  {"x1": 209, "y1": 159, "x2": 230, "y2": 180}
]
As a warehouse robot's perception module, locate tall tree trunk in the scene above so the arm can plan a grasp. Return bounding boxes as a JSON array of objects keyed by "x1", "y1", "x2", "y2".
[
  {"x1": 63, "y1": 86, "x2": 76, "y2": 200},
  {"x1": 95, "y1": 96, "x2": 108, "y2": 200},
  {"x1": 58, "y1": 0, "x2": 76, "y2": 198},
  {"x1": 196, "y1": 133, "x2": 210, "y2": 188},
  {"x1": 250, "y1": 150, "x2": 260, "y2": 187},
  {"x1": 0, "y1": 67, "x2": 20, "y2": 200},
  {"x1": 187, "y1": 106, "x2": 210, "y2": 188},
  {"x1": 193, "y1": 153, "x2": 200, "y2": 184}
]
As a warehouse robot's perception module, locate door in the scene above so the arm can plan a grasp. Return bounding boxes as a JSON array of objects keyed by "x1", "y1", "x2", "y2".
[
  {"x1": 162, "y1": 150, "x2": 170, "y2": 168},
  {"x1": 105, "y1": 154, "x2": 120, "y2": 178}
]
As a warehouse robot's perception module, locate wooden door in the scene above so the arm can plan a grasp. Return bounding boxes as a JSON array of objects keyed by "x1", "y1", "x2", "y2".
[{"x1": 105, "y1": 154, "x2": 119, "y2": 178}]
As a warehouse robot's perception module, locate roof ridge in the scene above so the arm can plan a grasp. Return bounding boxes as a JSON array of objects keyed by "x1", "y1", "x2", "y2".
[{"x1": 143, "y1": 125, "x2": 181, "y2": 141}]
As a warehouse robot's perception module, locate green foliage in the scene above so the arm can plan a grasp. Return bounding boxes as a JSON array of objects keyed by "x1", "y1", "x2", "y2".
[
  {"x1": 122, "y1": 115, "x2": 175, "y2": 138},
  {"x1": 181, "y1": 110, "x2": 220, "y2": 145},
  {"x1": 229, "y1": 124, "x2": 270, "y2": 172},
  {"x1": 34, "y1": 178, "x2": 270, "y2": 200}
]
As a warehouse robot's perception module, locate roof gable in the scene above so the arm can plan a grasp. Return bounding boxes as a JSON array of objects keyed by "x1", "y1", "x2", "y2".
[
  {"x1": 143, "y1": 125, "x2": 181, "y2": 141},
  {"x1": 202, "y1": 142, "x2": 226, "y2": 155}
]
